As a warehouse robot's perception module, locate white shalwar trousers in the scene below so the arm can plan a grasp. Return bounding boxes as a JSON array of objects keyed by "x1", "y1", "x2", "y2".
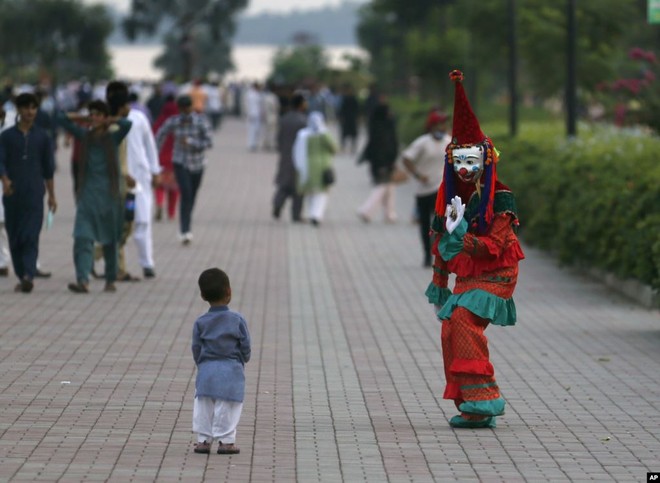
[
  {"x1": 305, "y1": 192, "x2": 329, "y2": 221},
  {"x1": 132, "y1": 221, "x2": 154, "y2": 269},
  {"x1": 247, "y1": 118, "x2": 262, "y2": 150},
  {"x1": 193, "y1": 397, "x2": 243, "y2": 444},
  {"x1": 0, "y1": 222, "x2": 9, "y2": 269},
  {"x1": 358, "y1": 183, "x2": 397, "y2": 221}
]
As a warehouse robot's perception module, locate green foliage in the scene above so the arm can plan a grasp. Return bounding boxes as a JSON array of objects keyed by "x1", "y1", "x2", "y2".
[
  {"x1": 494, "y1": 123, "x2": 660, "y2": 289},
  {"x1": 0, "y1": 0, "x2": 113, "y2": 81},
  {"x1": 123, "y1": 0, "x2": 247, "y2": 80},
  {"x1": 269, "y1": 45, "x2": 330, "y2": 86},
  {"x1": 356, "y1": 0, "x2": 655, "y2": 107}
]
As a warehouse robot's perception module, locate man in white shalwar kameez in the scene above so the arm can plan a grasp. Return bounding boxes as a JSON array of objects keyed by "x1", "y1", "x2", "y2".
[
  {"x1": 244, "y1": 83, "x2": 262, "y2": 151},
  {"x1": 125, "y1": 107, "x2": 161, "y2": 278}
]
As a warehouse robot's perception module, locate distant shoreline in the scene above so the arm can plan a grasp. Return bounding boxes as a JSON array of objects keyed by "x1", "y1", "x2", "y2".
[{"x1": 109, "y1": 44, "x2": 367, "y2": 82}]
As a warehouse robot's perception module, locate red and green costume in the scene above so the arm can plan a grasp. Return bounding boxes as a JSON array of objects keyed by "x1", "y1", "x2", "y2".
[
  {"x1": 427, "y1": 182, "x2": 524, "y2": 426},
  {"x1": 427, "y1": 70, "x2": 525, "y2": 428}
]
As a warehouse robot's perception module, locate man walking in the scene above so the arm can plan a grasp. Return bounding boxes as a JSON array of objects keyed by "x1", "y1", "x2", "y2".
[
  {"x1": 272, "y1": 93, "x2": 307, "y2": 222},
  {"x1": 107, "y1": 81, "x2": 161, "y2": 279},
  {"x1": 0, "y1": 93, "x2": 57, "y2": 293},
  {"x1": 155, "y1": 95, "x2": 212, "y2": 245}
]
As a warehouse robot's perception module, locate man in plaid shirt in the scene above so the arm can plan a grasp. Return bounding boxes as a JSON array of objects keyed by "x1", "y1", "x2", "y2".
[{"x1": 155, "y1": 95, "x2": 212, "y2": 245}]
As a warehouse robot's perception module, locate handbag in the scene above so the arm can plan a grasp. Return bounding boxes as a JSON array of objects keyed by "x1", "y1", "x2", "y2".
[
  {"x1": 390, "y1": 167, "x2": 409, "y2": 184},
  {"x1": 322, "y1": 167, "x2": 335, "y2": 187}
]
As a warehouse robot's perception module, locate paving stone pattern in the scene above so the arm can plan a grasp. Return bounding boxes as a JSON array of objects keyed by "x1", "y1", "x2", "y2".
[{"x1": 0, "y1": 118, "x2": 658, "y2": 482}]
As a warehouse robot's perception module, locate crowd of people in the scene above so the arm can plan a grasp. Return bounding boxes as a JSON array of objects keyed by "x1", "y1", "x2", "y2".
[
  {"x1": 1, "y1": 69, "x2": 525, "y2": 448},
  {"x1": 0, "y1": 75, "x2": 457, "y2": 291},
  {"x1": 0, "y1": 78, "x2": 218, "y2": 293}
]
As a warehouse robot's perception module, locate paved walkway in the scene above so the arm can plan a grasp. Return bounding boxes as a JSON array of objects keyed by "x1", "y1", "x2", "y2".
[{"x1": 1, "y1": 118, "x2": 659, "y2": 482}]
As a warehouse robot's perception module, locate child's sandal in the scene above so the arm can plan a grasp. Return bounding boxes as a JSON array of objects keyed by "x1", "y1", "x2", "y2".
[
  {"x1": 216, "y1": 443, "x2": 240, "y2": 454},
  {"x1": 193, "y1": 441, "x2": 211, "y2": 454}
]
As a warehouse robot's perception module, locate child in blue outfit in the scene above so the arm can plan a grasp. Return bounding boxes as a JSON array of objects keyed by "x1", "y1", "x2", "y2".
[{"x1": 192, "y1": 268, "x2": 251, "y2": 455}]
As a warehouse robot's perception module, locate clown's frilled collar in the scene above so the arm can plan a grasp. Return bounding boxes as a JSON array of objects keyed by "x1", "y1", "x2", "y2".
[{"x1": 435, "y1": 70, "x2": 502, "y2": 234}]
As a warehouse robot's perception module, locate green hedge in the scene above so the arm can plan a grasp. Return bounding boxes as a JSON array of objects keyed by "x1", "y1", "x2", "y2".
[
  {"x1": 395, "y1": 101, "x2": 660, "y2": 290},
  {"x1": 489, "y1": 122, "x2": 660, "y2": 290}
]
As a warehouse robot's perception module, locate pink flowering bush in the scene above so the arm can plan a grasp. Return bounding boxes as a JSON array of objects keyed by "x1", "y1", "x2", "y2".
[{"x1": 597, "y1": 47, "x2": 659, "y2": 133}]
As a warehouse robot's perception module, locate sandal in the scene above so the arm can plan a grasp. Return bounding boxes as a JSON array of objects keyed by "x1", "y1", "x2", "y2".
[
  {"x1": 216, "y1": 443, "x2": 240, "y2": 454},
  {"x1": 68, "y1": 282, "x2": 89, "y2": 294},
  {"x1": 194, "y1": 441, "x2": 211, "y2": 454},
  {"x1": 117, "y1": 272, "x2": 140, "y2": 282}
]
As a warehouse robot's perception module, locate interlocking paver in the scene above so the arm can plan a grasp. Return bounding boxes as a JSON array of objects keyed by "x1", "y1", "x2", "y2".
[{"x1": 0, "y1": 117, "x2": 658, "y2": 482}]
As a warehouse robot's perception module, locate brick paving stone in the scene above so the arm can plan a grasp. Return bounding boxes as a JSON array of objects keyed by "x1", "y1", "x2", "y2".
[{"x1": 0, "y1": 117, "x2": 659, "y2": 482}]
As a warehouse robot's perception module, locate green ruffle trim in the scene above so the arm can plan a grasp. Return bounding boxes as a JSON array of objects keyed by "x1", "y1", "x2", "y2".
[
  {"x1": 425, "y1": 283, "x2": 452, "y2": 306},
  {"x1": 436, "y1": 289, "x2": 517, "y2": 326}
]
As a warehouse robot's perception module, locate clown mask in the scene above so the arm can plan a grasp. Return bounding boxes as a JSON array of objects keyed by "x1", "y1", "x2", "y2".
[{"x1": 452, "y1": 145, "x2": 484, "y2": 183}]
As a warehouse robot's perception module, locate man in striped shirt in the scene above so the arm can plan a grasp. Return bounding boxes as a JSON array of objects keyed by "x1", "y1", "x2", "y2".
[{"x1": 155, "y1": 95, "x2": 212, "y2": 245}]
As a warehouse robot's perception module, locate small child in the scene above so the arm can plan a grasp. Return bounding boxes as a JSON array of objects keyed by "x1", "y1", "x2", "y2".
[{"x1": 192, "y1": 268, "x2": 251, "y2": 455}]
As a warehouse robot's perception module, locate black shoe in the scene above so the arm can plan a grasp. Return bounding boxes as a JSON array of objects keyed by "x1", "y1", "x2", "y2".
[
  {"x1": 155, "y1": 206, "x2": 163, "y2": 222},
  {"x1": 0, "y1": 267, "x2": 8, "y2": 277},
  {"x1": 424, "y1": 256, "x2": 432, "y2": 268},
  {"x1": 143, "y1": 267, "x2": 156, "y2": 278},
  {"x1": 20, "y1": 278, "x2": 34, "y2": 293},
  {"x1": 310, "y1": 219, "x2": 320, "y2": 227},
  {"x1": 68, "y1": 282, "x2": 89, "y2": 293},
  {"x1": 35, "y1": 269, "x2": 51, "y2": 278}
]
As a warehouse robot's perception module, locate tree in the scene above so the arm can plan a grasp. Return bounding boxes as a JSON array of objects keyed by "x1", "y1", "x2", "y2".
[
  {"x1": 269, "y1": 43, "x2": 330, "y2": 87},
  {"x1": 356, "y1": 0, "x2": 650, "y2": 106},
  {"x1": 0, "y1": 0, "x2": 113, "y2": 82},
  {"x1": 123, "y1": 0, "x2": 248, "y2": 81}
]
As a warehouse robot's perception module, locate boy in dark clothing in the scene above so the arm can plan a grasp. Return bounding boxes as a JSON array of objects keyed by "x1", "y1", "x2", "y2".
[{"x1": 0, "y1": 93, "x2": 56, "y2": 293}]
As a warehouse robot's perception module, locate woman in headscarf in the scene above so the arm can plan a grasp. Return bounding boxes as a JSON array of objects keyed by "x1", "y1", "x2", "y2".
[
  {"x1": 292, "y1": 111, "x2": 337, "y2": 226},
  {"x1": 356, "y1": 98, "x2": 399, "y2": 223}
]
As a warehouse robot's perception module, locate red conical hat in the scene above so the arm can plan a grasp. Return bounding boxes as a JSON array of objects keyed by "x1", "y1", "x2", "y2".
[{"x1": 449, "y1": 70, "x2": 485, "y2": 145}]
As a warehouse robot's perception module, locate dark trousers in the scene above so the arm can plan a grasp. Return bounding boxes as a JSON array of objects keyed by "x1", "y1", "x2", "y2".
[
  {"x1": 3, "y1": 196, "x2": 43, "y2": 281},
  {"x1": 416, "y1": 191, "x2": 437, "y2": 263},
  {"x1": 273, "y1": 184, "x2": 303, "y2": 221},
  {"x1": 174, "y1": 164, "x2": 204, "y2": 234},
  {"x1": 75, "y1": 237, "x2": 118, "y2": 284}
]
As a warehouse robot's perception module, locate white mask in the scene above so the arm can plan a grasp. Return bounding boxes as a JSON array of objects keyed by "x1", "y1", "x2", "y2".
[{"x1": 452, "y1": 145, "x2": 484, "y2": 183}]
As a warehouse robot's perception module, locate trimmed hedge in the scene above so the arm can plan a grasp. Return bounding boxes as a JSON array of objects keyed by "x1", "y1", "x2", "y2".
[{"x1": 489, "y1": 122, "x2": 660, "y2": 290}]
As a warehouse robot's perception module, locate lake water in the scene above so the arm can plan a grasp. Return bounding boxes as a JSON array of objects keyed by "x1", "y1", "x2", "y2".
[{"x1": 109, "y1": 44, "x2": 366, "y2": 81}]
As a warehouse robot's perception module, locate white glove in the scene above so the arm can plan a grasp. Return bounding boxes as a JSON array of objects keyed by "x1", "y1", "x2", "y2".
[{"x1": 444, "y1": 196, "x2": 465, "y2": 234}]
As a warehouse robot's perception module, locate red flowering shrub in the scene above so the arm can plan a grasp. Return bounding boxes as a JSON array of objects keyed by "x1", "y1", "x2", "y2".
[{"x1": 597, "y1": 47, "x2": 659, "y2": 133}]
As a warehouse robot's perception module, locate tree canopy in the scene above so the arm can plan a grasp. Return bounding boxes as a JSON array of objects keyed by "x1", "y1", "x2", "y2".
[
  {"x1": 123, "y1": 0, "x2": 248, "y2": 81},
  {"x1": 0, "y1": 0, "x2": 114, "y2": 82},
  {"x1": 357, "y1": 0, "x2": 658, "y2": 106}
]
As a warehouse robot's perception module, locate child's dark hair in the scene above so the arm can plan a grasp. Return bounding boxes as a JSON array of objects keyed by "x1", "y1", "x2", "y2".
[
  {"x1": 15, "y1": 92, "x2": 38, "y2": 108},
  {"x1": 106, "y1": 81, "x2": 129, "y2": 116},
  {"x1": 88, "y1": 100, "x2": 109, "y2": 116},
  {"x1": 198, "y1": 268, "x2": 230, "y2": 302}
]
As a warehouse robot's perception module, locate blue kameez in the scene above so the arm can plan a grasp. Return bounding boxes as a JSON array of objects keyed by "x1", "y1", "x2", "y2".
[{"x1": 0, "y1": 124, "x2": 54, "y2": 281}]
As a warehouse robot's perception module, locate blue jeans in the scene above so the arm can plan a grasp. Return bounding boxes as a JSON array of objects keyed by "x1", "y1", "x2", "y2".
[{"x1": 174, "y1": 164, "x2": 204, "y2": 234}]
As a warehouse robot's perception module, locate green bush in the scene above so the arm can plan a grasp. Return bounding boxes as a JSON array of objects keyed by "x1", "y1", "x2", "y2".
[{"x1": 494, "y1": 123, "x2": 660, "y2": 290}]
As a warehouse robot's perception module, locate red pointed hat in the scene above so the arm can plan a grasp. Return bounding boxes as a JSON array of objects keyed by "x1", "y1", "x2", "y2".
[{"x1": 449, "y1": 70, "x2": 485, "y2": 145}]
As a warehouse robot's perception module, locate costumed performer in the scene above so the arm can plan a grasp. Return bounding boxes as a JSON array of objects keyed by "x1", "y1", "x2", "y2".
[{"x1": 426, "y1": 70, "x2": 525, "y2": 429}]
